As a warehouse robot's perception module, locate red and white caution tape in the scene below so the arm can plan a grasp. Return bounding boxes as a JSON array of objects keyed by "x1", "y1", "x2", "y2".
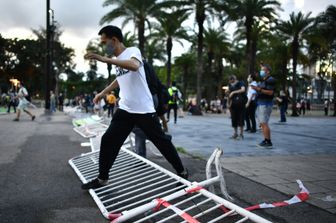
[
  {"x1": 221, "y1": 180, "x2": 309, "y2": 214},
  {"x1": 154, "y1": 198, "x2": 200, "y2": 223},
  {"x1": 246, "y1": 179, "x2": 309, "y2": 211}
]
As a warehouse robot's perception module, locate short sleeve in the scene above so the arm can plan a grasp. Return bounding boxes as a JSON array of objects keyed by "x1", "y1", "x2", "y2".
[
  {"x1": 266, "y1": 77, "x2": 276, "y2": 91},
  {"x1": 129, "y1": 47, "x2": 143, "y2": 65}
]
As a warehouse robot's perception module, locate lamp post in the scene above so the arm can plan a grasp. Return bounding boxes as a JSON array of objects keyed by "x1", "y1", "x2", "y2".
[{"x1": 45, "y1": 0, "x2": 51, "y2": 111}]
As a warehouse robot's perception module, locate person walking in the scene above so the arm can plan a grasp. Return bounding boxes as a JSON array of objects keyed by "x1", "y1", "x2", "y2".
[
  {"x1": 13, "y1": 82, "x2": 35, "y2": 121},
  {"x1": 7, "y1": 88, "x2": 17, "y2": 113},
  {"x1": 167, "y1": 81, "x2": 181, "y2": 124},
  {"x1": 58, "y1": 93, "x2": 64, "y2": 112},
  {"x1": 276, "y1": 90, "x2": 288, "y2": 122},
  {"x1": 251, "y1": 64, "x2": 276, "y2": 149},
  {"x1": 300, "y1": 98, "x2": 306, "y2": 115},
  {"x1": 50, "y1": 91, "x2": 56, "y2": 113},
  {"x1": 106, "y1": 91, "x2": 116, "y2": 118},
  {"x1": 228, "y1": 75, "x2": 246, "y2": 140},
  {"x1": 81, "y1": 25, "x2": 187, "y2": 190},
  {"x1": 245, "y1": 74, "x2": 257, "y2": 133},
  {"x1": 324, "y1": 99, "x2": 329, "y2": 116}
]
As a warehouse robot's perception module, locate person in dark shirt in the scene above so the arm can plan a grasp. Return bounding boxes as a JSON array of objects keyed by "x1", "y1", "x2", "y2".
[
  {"x1": 276, "y1": 90, "x2": 288, "y2": 122},
  {"x1": 251, "y1": 64, "x2": 276, "y2": 149},
  {"x1": 228, "y1": 75, "x2": 246, "y2": 140}
]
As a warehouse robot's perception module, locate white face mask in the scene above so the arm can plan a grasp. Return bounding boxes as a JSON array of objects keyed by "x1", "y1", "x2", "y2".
[{"x1": 105, "y1": 41, "x2": 115, "y2": 56}]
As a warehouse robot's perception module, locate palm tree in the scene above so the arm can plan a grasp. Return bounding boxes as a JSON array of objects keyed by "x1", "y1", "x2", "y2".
[
  {"x1": 100, "y1": 0, "x2": 173, "y2": 55},
  {"x1": 278, "y1": 11, "x2": 315, "y2": 116},
  {"x1": 167, "y1": 0, "x2": 220, "y2": 104},
  {"x1": 152, "y1": 9, "x2": 190, "y2": 85},
  {"x1": 144, "y1": 38, "x2": 166, "y2": 66},
  {"x1": 223, "y1": 0, "x2": 280, "y2": 76},
  {"x1": 175, "y1": 52, "x2": 196, "y2": 105},
  {"x1": 203, "y1": 27, "x2": 230, "y2": 97}
]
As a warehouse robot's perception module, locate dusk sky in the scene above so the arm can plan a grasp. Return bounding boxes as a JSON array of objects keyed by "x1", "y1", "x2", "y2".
[{"x1": 0, "y1": 0, "x2": 334, "y2": 77}]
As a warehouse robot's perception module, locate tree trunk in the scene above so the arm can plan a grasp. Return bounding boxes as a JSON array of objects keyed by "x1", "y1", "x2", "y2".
[
  {"x1": 250, "y1": 35, "x2": 257, "y2": 76},
  {"x1": 138, "y1": 18, "x2": 145, "y2": 55},
  {"x1": 291, "y1": 38, "x2": 299, "y2": 116},
  {"x1": 182, "y1": 66, "x2": 188, "y2": 109},
  {"x1": 166, "y1": 37, "x2": 173, "y2": 86},
  {"x1": 245, "y1": 19, "x2": 252, "y2": 77},
  {"x1": 196, "y1": 1, "x2": 205, "y2": 105}
]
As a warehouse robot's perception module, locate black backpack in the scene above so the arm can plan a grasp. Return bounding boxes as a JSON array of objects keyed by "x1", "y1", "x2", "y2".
[{"x1": 143, "y1": 61, "x2": 169, "y2": 115}]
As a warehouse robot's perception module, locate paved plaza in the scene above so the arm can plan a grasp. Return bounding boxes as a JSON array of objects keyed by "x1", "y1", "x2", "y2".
[
  {"x1": 0, "y1": 108, "x2": 335, "y2": 222},
  {"x1": 168, "y1": 110, "x2": 336, "y2": 214}
]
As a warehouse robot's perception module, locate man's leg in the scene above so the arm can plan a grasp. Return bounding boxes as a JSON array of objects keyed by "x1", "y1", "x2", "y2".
[
  {"x1": 98, "y1": 109, "x2": 135, "y2": 180},
  {"x1": 136, "y1": 113, "x2": 185, "y2": 174},
  {"x1": 167, "y1": 105, "x2": 172, "y2": 121},
  {"x1": 245, "y1": 106, "x2": 251, "y2": 130},
  {"x1": 250, "y1": 102, "x2": 257, "y2": 131},
  {"x1": 173, "y1": 104, "x2": 177, "y2": 123},
  {"x1": 257, "y1": 105, "x2": 273, "y2": 148},
  {"x1": 261, "y1": 123, "x2": 271, "y2": 140},
  {"x1": 13, "y1": 109, "x2": 21, "y2": 121}
]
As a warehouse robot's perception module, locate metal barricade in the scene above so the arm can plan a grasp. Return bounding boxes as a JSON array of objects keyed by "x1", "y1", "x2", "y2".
[
  {"x1": 69, "y1": 147, "x2": 272, "y2": 223},
  {"x1": 73, "y1": 122, "x2": 108, "y2": 138}
]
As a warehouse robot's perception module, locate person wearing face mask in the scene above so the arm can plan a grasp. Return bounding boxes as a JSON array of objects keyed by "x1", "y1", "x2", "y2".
[
  {"x1": 245, "y1": 74, "x2": 258, "y2": 133},
  {"x1": 251, "y1": 64, "x2": 276, "y2": 149},
  {"x1": 228, "y1": 75, "x2": 246, "y2": 140},
  {"x1": 81, "y1": 25, "x2": 188, "y2": 190}
]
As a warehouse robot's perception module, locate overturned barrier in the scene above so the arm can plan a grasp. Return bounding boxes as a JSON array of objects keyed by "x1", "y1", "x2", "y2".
[
  {"x1": 73, "y1": 122, "x2": 109, "y2": 138},
  {"x1": 69, "y1": 147, "x2": 272, "y2": 223}
]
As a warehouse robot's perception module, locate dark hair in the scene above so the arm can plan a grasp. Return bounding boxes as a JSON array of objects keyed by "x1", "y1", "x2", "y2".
[
  {"x1": 98, "y1": 25, "x2": 123, "y2": 42},
  {"x1": 172, "y1": 81, "x2": 176, "y2": 86},
  {"x1": 228, "y1": 75, "x2": 236, "y2": 81},
  {"x1": 263, "y1": 64, "x2": 272, "y2": 72},
  {"x1": 250, "y1": 74, "x2": 256, "y2": 81}
]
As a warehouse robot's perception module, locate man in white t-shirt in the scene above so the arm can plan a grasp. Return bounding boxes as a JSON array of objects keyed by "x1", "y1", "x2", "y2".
[
  {"x1": 81, "y1": 25, "x2": 187, "y2": 190},
  {"x1": 13, "y1": 82, "x2": 35, "y2": 122}
]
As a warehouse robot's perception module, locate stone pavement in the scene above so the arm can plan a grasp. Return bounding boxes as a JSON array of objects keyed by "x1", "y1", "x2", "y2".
[
  {"x1": 1, "y1": 107, "x2": 335, "y2": 222},
  {"x1": 167, "y1": 110, "x2": 336, "y2": 214}
]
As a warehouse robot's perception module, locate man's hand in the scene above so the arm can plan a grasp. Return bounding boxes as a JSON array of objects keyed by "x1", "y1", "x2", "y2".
[
  {"x1": 84, "y1": 52, "x2": 106, "y2": 63},
  {"x1": 251, "y1": 85, "x2": 260, "y2": 92},
  {"x1": 93, "y1": 92, "x2": 104, "y2": 104},
  {"x1": 229, "y1": 92, "x2": 234, "y2": 98},
  {"x1": 245, "y1": 103, "x2": 249, "y2": 108}
]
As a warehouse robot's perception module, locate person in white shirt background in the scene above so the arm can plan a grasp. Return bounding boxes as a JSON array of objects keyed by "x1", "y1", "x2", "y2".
[
  {"x1": 245, "y1": 74, "x2": 258, "y2": 133},
  {"x1": 13, "y1": 82, "x2": 35, "y2": 122}
]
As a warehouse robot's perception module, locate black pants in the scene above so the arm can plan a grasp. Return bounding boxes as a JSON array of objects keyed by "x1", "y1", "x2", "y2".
[
  {"x1": 245, "y1": 101, "x2": 256, "y2": 131},
  {"x1": 167, "y1": 104, "x2": 178, "y2": 123},
  {"x1": 98, "y1": 109, "x2": 184, "y2": 180},
  {"x1": 230, "y1": 106, "x2": 245, "y2": 128},
  {"x1": 7, "y1": 101, "x2": 16, "y2": 113},
  {"x1": 107, "y1": 104, "x2": 115, "y2": 117}
]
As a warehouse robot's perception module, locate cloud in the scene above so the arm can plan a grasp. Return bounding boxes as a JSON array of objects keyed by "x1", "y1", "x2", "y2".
[{"x1": 294, "y1": 0, "x2": 305, "y2": 9}]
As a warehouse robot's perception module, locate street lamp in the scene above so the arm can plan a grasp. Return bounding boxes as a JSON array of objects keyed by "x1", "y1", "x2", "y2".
[{"x1": 45, "y1": 0, "x2": 51, "y2": 111}]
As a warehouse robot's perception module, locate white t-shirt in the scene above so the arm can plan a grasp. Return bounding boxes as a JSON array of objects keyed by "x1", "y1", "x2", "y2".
[
  {"x1": 247, "y1": 81, "x2": 257, "y2": 101},
  {"x1": 116, "y1": 47, "x2": 155, "y2": 114},
  {"x1": 18, "y1": 87, "x2": 28, "y2": 102}
]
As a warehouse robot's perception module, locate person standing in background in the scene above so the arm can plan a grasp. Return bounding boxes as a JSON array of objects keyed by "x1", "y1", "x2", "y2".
[
  {"x1": 251, "y1": 64, "x2": 276, "y2": 149},
  {"x1": 245, "y1": 74, "x2": 258, "y2": 133}
]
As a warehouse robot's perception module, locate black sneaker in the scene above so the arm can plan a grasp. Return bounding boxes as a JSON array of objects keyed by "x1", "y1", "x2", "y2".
[
  {"x1": 176, "y1": 169, "x2": 189, "y2": 187},
  {"x1": 32, "y1": 115, "x2": 36, "y2": 121},
  {"x1": 81, "y1": 178, "x2": 108, "y2": 190},
  {"x1": 257, "y1": 140, "x2": 273, "y2": 149},
  {"x1": 13, "y1": 118, "x2": 19, "y2": 122},
  {"x1": 177, "y1": 169, "x2": 189, "y2": 180}
]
